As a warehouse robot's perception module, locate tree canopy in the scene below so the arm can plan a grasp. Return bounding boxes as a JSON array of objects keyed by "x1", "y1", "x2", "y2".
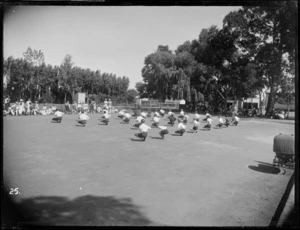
[
  {"x1": 4, "y1": 48, "x2": 132, "y2": 104},
  {"x1": 137, "y1": 2, "x2": 297, "y2": 114}
]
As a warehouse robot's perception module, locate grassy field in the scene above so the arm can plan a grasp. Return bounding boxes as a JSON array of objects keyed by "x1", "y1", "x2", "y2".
[{"x1": 3, "y1": 113, "x2": 295, "y2": 227}]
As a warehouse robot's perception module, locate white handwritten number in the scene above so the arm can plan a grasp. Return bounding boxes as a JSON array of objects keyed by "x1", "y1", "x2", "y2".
[{"x1": 9, "y1": 188, "x2": 19, "y2": 195}]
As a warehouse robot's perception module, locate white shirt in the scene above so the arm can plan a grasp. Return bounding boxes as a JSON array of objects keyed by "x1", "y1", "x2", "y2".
[
  {"x1": 139, "y1": 123, "x2": 151, "y2": 132},
  {"x1": 207, "y1": 118, "x2": 213, "y2": 124},
  {"x1": 103, "y1": 113, "x2": 110, "y2": 119},
  {"x1": 154, "y1": 112, "x2": 160, "y2": 117},
  {"x1": 136, "y1": 116, "x2": 143, "y2": 123},
  {"x1": 178, "y1": 123, "x2": 186, "y2": 130},
  {"x1": 79, "y1": 113, "x2": 89, "y2": 121},
  {"x1": 218, "y1": 117, "x2": 224, "y2": 124},
  {"x1": 234, "y1": 116, "x2": 240, "y2": 121},
  {"x1": 193, "y1": 120, "x2": 200, "y2": 126},
  {"x1": 141, "y1": 112, "x2": 147, "y2": 118},
  {"x1": 194, "y1": 113, "x2": 200, "y2": 119},
  {"x1": 206, "y1": 113, "x2": 211, "y2": 118},
  {"x1": 180, "y1": 110, "x2": 184, "y2": 116},
  {"x1": 124, "y1": 113, "x2": 131, "y2": 118},
  {"x1": 119, "y1": 110, "x2": 125, "y2": 116},
  {"x1": 153, "y1": 116, "x2": 160, "y2": 123},
  {"x1": 54, "y1": 111, "x2": 63, "y2": 117},
  {"x1": 168, "y1": 111, "x2": 174, "y2": 116},
  {"x1": 160, "y1": 109, "x2": 165, "y2": 114},
  {"x1": 184, "y1": 114, "x2": 189, "y2": 120},
  {"x1": 158, "y1": 126, "x2": 167, "y2": 130}
]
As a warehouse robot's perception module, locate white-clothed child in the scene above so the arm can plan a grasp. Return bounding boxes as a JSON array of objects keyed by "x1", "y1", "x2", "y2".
[
  {"x1": 134, "y1": 119, "x2": 151, "y2": 141},
  {"x1": 175, "y1": 119, "x2": 186, "y2": 136}
]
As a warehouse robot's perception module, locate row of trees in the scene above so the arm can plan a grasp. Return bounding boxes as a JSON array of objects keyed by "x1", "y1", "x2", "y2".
[
  {"x1": 4, "y1": 47, "x2": 138, "y2": 104},
  {"x1": 136, "y1": 2, "x2": 296, "y2": 115}
]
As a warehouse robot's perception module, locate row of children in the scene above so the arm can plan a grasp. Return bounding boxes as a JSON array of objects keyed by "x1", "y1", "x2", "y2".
[
  {"x1": 129, "y1": 109, "x2": 240, "y2": 141},
  {"x1": 50, "y1": 106, "x2": 240, "y2": 141}
]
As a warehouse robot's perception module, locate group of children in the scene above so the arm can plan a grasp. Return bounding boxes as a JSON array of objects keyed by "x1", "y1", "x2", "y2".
[
  {"x1": 50, "y1": 106, "x2": 240, "y2": 141},
  {"x1": 132, "y1": 109, "x2": 240, "y2": 141},
  {"x1": 3, "y1": 98, "x2": 60, "y2": 116}
]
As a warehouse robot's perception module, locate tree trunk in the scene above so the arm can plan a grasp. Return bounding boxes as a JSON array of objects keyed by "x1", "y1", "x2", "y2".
[
  {"x1": 287, "y1": 103, "x2": 290, "y2": 119},
  {"x1": 259, "y1": 92, "x2": 262, "y2": 116},
  {"x1": 64, "y1": 92, "x2": 67, "y2": 103},
  {"x1": 72, "y1": 90, "x2": 74, "y2": 104},
  {"x1": 266, "y1": 88, "x2": 275, "y2": 117}
]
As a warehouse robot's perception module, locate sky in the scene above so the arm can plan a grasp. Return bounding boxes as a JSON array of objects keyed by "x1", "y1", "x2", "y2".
[{"x1": 4, "y1": 6, "x2": 241, "y2": 89}]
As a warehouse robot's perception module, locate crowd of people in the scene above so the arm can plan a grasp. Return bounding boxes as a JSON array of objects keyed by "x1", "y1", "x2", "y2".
[
  {"x1": 3, "y1": 97, "x2": 56, "y2": 116},
  {"x1": 3, "y1": 97, "x2": 117, "y2": 117}
]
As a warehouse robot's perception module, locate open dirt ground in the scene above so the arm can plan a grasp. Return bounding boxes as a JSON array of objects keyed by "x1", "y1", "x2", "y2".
[{"x1": 3, "y1": 113, "x2": 295, "y2": 226}]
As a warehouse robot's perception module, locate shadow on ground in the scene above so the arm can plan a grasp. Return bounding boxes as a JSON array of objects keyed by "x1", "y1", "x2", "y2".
[
  {"x1": 248, "y1": 163, "x2": 281, "y2": 174},
  {"x1": 2, "y1": 192, "x2": 156, "y2": 227}
]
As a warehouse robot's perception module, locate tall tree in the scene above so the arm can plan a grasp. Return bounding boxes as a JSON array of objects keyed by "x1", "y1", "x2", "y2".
[
  {"x1": 59, "y1": 54, "x2": 73, "y2": 103},
  {"x1": 223, "y1": 2, "x2": 297, "y2": 116},
  {"x1": 23, "y1": 47, "x2": 45, "y2": 67}
]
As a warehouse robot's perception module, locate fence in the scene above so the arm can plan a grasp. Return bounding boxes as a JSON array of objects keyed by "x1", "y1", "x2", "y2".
[{"x1": 140, "y1": 101, "x2": 179, "y2": 109}]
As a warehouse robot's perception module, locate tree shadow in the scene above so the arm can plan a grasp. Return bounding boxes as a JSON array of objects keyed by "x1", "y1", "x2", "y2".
[
  {"x1": 3, "y1": 193, "x2": 157, "y2": 227},
  {"x1": 98, "y1": 123, "x2": 108, "y2": 125},
  {"x1": 171, "y1": 134, "x2": 182, "y2": 136},
  {"x1": 248, "y1": 164, "x2": 282, "y2": 174}
]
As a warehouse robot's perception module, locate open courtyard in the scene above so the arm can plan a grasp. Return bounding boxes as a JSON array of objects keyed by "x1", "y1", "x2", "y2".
[{"x1": 3, "y1": 113, "x2": 295, "y2": 226}]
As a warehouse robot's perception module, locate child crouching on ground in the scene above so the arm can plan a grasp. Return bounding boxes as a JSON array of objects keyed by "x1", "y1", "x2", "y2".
[
  {"x1": 101, "y1": 110, "x2": 110, "y2": 125},
  {"x1": 183, "y1": 114, "x2": 189, "y2": 125},
  {"x1": 232, "y1": 115, "x2": 240, "y2": 126},
  {"x1": 168, "y1": 113, "x2": 176, "y2": 126},
  {"x1": 191, "y1": 119, "x2": 200, "y2": 133},
  {"x1": 159, "y1": 108, "x2": 165, "y2": 118},
  {"x1": 141, "y1": 111, "x2": 147, "y2": 119},
  {"x1": 133, "y1": 115, "x2": 144, "y2": 128},
  {"x1": 193, "y1": 111, "x2": 201, "y2": 122},
  {"x1": 158, "y1": 125, "x2": 169, "y2": 139},
  {"x1": 175, "y1": 119, "x2": 186, "y2": 136},
  {"x1": 167, "y1": 109, "x2": 174, "y2": 119},
  {"x1": 203, "y1": 115, "x2": 212, "y2": 130},
  {"x1": 118, "y1": 109, "x2": 126, "y2": 119},
  {"x1": 122, "y1": 112, "x2": 131, "y2": 124},
  {"x1": 178, "y1": 109, "x2": 185, "y2": 119},
  {"x1": 152, "y1": 114, "x2": 160, "y2": 128},
  {"x1": 224, "y1": 115, "x2": 230, "y2": 127},
  {"x1": 52, "y1": 109, "x2": 64, "y2": 123},
  {"x1": 77, "y1": 111, "x2": 89, "y2": 127},
  {"x1": 216, "y1": 115, "x2": 224, "y2": 128},
  {"x1": 134, "y1": 119, "x2": 151, "y2": 141},
  {"x1": 203, "y1": 111, "x2": 211, "y2": 121}
]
